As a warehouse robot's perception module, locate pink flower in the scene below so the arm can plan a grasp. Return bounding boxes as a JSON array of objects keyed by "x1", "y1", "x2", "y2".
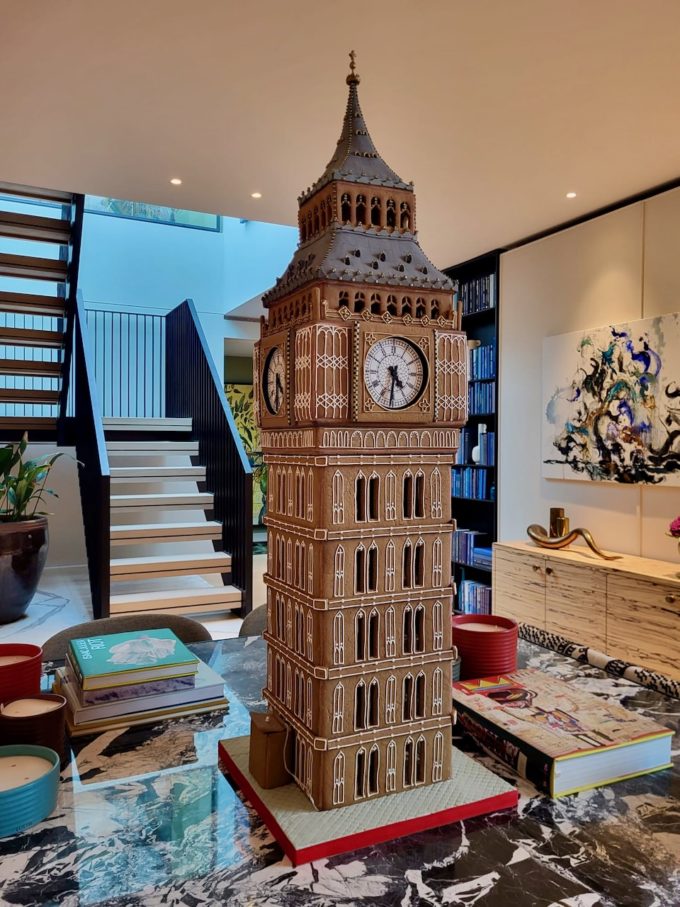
[{"x1": 670, "y1": 516, "x2": 680, "y2": 538}]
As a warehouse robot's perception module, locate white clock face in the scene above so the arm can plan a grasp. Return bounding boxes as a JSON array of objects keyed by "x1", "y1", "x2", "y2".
[
  {"x1": 263, "y1": 347, "x2": 286, "y2": 415},
  {"x1": 363, "y1": 337, "x2": 428, "y2": 410}
]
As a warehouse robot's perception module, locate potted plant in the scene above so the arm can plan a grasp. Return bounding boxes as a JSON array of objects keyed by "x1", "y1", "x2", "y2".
[{"x1": 0, "y1": 434, "x2": 62, "y2": 623}]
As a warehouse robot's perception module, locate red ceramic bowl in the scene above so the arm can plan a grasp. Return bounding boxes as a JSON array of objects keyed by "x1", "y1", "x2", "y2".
[
  {"x1": 0, "y1": 644, "x2": 43, "y2": 703},
  {"x1": 452, "y1": 615, "x2": 518, "y2": 680}
]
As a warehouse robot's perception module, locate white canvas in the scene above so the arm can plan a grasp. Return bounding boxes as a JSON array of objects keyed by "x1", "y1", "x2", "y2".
[{"x1": 542, "y1": 313, "x2": 680, "y2": 484}]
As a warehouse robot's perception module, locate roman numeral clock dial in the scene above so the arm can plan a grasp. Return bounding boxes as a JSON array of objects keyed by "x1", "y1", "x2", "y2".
[
  {"x1": 263, "y1": 346, "x2": 285, "y2": 415},
  {"x1": 363, "y1": 337, "x2": 428, "y2": 410}
]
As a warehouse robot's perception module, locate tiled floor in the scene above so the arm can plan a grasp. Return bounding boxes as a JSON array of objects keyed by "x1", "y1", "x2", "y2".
[{"x1": 0, "y1": 556, "x2": 270, "y2": 645}]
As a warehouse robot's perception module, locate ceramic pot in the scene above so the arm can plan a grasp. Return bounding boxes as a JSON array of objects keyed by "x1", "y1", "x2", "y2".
[{"x1": 0, "y1": 518, "x2": 48, "y2": 624}]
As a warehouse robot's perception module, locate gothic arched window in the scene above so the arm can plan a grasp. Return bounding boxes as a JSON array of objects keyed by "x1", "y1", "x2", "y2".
[
  {"x1": 433, "y1": 600, "x2": 443, "y2": 650},
  {"x1": 385, "y1": 540, "x2": 396, "y2": 593},
  {"x1": 367, "y1": 543, "x2": 378, "y2": 593},
  {"x1": 334, "y1": 545, "x2": 345, "y2": 598},
  {"x1": 368, "y1": 745, "x2": 380, "y2": 795},
  {"x1": 355, "y1": 544, "x2": 366, "y2": 594},
  {"x1": 355, "y1": 609, "x2": 366, "y2": 662},
  {"x1": 402, "y1": 471, "x2": 413, "y2": 519},
  {"x1": 385, "y1": 606, "x2": 396, "y2": 657},
  {"x1": 386, "y1": 740, "x2": 397, "y2": 791},
  {"x1": 433, "y1": 732, "x2": 444, "y2": 782},
  {"x1": 333, "y1": 611, "x2": 344, "y2": 665},
  {"x1": 385, "y1": 674, "x2": 397, "y2": 724},
  {"x1": 355, "y1": 472, "x2": 366, "y2": 522},
  {"x1": 400, "y1": 201, "x2": 411, "y2": 230},
  {"x1": 341, "y1": 193, "x2": 351, "y2": 223},
  {"x1": 403, "y1": 604, "x2": 413, "y2": 654},
  {"x1": 368, "y1": 608, "x2": 379, "y2": 659},
  {"x1": 355, "y1": 747, "x2": 366, "y2": 798},
  {"x1": 386, "y1": 199, "x2": 396, "y2": 228},
  {"x1": 385, "y1": 471, "x2": 396, "y2": 520},
  {"x1": 355, "y1": 681, "x2": 366, "y2": 731},
  {"x1": 430, "y1": 467, "x2": 442, "y2": 519},
  {"x1": 332, "y1": 682, "x2": 344, "y2": 734},
  {"x1": 367, "y1": 679, "x2": 379, "y2": 727},
  {"x1": 356, "y1": 194, "x2": 367, "y2": 225},
  {"x1": 370, "y1": 196, "x2": 381, "y2": 227},
  {"x1": 368, "y1": 473, "x2": 379, "y2": 520},
  {"x1": 414, "y1": 539, "x2": 425, "y2": 588},
  {"x1": 403, "y1": 736, "x2": 414, "y2": 787},
  {"x1": 433, "y1": 667, "x2": 443, "y2": 715},
  {"x1": 432, "y1": 538, "x2": 443, "y2": 587},
  {"x1": 415, "y1": 671, "x2": 426, "y2": 718},
  {"x1": 414, "y1": 605, "x2": 425, "y2": 653},
  {"x1": 402, "y1": 674, "x2": 414, "y2": 721},
  {"x1": 415, "y1": 736, "x2": 426, "y2": 784},
  {"x1": 402, "y1": 540, "x2": 413, "y2": 589},
  {"x1": 414, "y1": 470, "x2": 425, "y2": 518},
  {"x1": 333, "y1": 751, "x2": 345, "y2": 805},
  {"x1": 332, "y1": 471, "x2": 344, "y2": 524}
]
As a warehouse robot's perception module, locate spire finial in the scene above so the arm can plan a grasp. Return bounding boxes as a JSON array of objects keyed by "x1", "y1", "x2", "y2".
[{"x1": 346, "y1": 49, "x2": 360, "y2": 85}]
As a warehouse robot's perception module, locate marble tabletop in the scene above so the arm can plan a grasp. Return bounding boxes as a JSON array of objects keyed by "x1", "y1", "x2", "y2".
[{"x1": 1, "y1": 636, "x2": 679, "y2": 907}]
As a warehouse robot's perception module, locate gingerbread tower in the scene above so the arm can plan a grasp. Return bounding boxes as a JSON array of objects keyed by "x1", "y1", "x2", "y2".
[{"x1": 254, "y1": 54, "x2": 468, "y2": 810}]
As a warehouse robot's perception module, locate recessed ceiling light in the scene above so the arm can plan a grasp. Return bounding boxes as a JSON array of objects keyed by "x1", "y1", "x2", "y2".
[
  {"x1": 170, "y1": 178, "x2": 182, "y2": 186},
  {"x1": 566, "y1": 191, "x2": 577, "y2": 199},
  {"x1": 251, "y1": 192, "x2": 262, "y2": 199}
]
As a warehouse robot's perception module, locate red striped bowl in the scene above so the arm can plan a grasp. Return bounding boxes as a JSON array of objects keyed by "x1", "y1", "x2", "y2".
[{"x1": 452, "y1": 615, "x2": 518, "y2": 680}]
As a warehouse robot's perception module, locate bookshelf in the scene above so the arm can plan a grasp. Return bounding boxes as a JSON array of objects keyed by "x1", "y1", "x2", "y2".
[{"x1": 445, "y1": 251, "x2": 500, "y2": 616}]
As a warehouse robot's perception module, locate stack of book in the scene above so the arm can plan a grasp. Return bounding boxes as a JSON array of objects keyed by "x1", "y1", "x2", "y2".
[
  {"x1": 472, "y1": 546, "x2": 493, "y2": 570},
  {"x1": 55, "y1": 628, "x2": 227, "y2": 736},
  {"x1": 468, "y1": 381, "x2": 496, "y2": 416},
  {"x1": 469, "y1": 341, "x2": 496, "y2": 381},
  {"x1": 452, "y1": 467, "x2": 489, "y2": 500},
  {"x1": 456, "y1": 274, "x2": 496, "y2": 316},
  {"x1": 455, "y1": 428, "x2": 495, "y2": 466},
  {"x1": 458, "y1": 580, "x2": 492, "y2": 615}
]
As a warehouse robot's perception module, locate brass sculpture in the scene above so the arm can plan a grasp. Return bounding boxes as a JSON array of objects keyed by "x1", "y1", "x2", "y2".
[{"x1": 527, "y1": 521, "x2": 621, "y2": 561}]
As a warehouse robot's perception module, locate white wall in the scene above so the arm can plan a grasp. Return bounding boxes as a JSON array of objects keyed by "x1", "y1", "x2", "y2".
[
  {"x1": 499, "y1": 187, "x2": 680, "y2": 563},
  {"x1": 79, "y1": 211, "x2": 296, "y2": 376}
]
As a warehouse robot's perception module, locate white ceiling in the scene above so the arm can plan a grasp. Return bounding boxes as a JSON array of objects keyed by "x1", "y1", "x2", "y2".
[{"x1": 3, "y1": 1, "x2": 680, "y2": 266}]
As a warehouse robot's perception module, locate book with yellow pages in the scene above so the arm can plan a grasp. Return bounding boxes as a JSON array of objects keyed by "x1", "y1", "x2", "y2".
[{"x1": 452, "y1": 669, "x2": 672, "y2": 797}]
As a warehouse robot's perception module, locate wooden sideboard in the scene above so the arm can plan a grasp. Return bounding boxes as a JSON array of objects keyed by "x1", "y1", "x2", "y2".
[{"x1": 493, "y1": 541, "x2": 680, "y2": 680}]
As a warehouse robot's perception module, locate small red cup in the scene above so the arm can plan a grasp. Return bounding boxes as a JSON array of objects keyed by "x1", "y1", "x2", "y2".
[{"x1": 0, "y1": 644, "x2": 43, "y2": 703}]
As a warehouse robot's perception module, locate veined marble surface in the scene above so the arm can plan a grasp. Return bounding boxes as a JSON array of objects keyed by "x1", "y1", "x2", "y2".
[{"x1": 1, "y1": 637, "x2": 679, "y2": 907}]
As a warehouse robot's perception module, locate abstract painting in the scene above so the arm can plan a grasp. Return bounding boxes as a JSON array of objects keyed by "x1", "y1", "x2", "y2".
[
  {"x1": 225, "y1": 383, "x2": 266, "y2": 524},
  {"x1": 542, "y1": 313, "x2": 680, "y2": 484}
]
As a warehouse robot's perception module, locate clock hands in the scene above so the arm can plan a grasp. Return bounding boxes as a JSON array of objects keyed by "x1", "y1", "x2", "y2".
[
  {"x1": 274, "y1": 372, "x2": 283, "y2": 412},
  {"x1": 388, "y1": 364, "x2": 404, "y2": 408}
]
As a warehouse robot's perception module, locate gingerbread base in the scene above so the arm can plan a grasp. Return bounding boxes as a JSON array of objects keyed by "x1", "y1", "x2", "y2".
[{"x1": 218, "y1": 735, "x2": 518, "y2": 865}]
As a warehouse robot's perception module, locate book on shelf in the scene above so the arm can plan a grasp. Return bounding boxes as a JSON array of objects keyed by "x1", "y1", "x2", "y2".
[
  {"x1": 68, "y1": 628, "x2": 199, "y2": 690},
  {"x1": 455, "y1": 273, "x2": 497, "y2": 316},
  {"x1": 452, "y1": 669, "x2": 673, "y2": 798},
  {"x1": 458, "y1": 579, "x2": 492, "y2": 615},
  {"x1": 453, "y1": 529, "x2": 490, "y2": 565},
  {"x1": 56, "y1": 658, "x2": 226, "y2": 727},
  {"x1": 455, "y1": 428, "x2": 495, "y2": 466},
  {"x1": 468, "y1": 381, "x2": 496, "y2": 416},
  {"x1": 452, "y1": 467, "x2": 491, "y2": 500},
  {"x1": 472, "y1": 546, "x2": 492, "y2": 569},
  {"x1": 468, "y1": 341, "x2": 496, "y2": 381}
]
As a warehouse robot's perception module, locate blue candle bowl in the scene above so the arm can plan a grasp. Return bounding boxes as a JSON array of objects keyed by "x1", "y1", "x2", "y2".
[{"x1": 0, "y1": 744, "x2": 60, "y2": 838}]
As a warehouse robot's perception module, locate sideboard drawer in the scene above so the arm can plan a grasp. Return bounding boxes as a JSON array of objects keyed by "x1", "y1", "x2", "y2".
[
  {"x1": 606, "y1": 574, "x2": 680, "y2": 679},
  {"x1": 545, "y1": 561, "x2": 606, "y2": 649},
  {"x1": 493, "y1": 546, "x2": 546, "y2": 627}
]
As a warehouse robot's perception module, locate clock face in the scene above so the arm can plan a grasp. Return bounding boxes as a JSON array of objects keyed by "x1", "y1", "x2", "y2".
[
  {"x1": 363, "y1": 337, "x2": 428, "y2": 410},
  {"x1": 263, "y1": 347, "x2": 286, "y2": 415}
]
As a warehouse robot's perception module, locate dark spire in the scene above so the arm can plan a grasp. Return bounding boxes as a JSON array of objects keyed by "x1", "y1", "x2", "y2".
[{"x1": 299, "y1": 53, "x2": 411, "y2": 203}]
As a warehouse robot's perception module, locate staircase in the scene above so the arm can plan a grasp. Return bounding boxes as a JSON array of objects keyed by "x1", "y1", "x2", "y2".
[
  {"x1": 0, "y1": 182, "x2": 82, "y2": 436},
  {"x1": 105, "y1": 416, "x2": 242, "y2": 616}
]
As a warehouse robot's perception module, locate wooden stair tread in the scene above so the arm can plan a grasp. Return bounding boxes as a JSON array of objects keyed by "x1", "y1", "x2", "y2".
[
  {"x1": 110, "y1": 521, "x2": 222, "y2": 543},
  {"x1": 0, "y1": 417, "x2": 57, "y2": 431},
  {"x1": 0, "y1": 181, "x2": 73, "y2": 204},
  {"x1": 110, "y1": 492, "x2": 213, "y2": 508},
  {"x1": 0, "y1": 358, "x2": 62, "y2": 376},
  {"x1": 103, "y1": 418, "x2": 192, "y2": 433},
  {"x1": 0, "y1": 211, "x2": 71, "y2": 245},
  {"x1": 0, "y1": 252, "x2": 68, "y2": 282},
  {"x1": 0, "y1": 388, "x2": 60, "y2": 404},
  {"x1": 110, "y1": 465, "x2": 206, "y2": 481},
  {"x1": 110, "y1": 586, "x2": 241, "y2": 615},
  {"x1": 110, "y1": 551, "x2": 231, "y2": 581},
  {"x1": 0, "y1": 326, "x2": 64, "y2": 348},
  {"x1": 0, "y1": 291, "x2": 66, "y2": 316},
  {"x1": 106, "y1": 441, "x2": 199, "y2": 454}
]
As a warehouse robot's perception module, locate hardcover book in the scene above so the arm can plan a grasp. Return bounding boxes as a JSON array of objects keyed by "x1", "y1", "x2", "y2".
[
  {"x1": 57, "y1": 659, "x2": 225, "y2": 725},
  {"x1": 452, "y1": 669, "x2": 673, "y2": 797},
  {"x1": 66, "y1": 665, "x2": 196, "y2": 707},
  {"x1": 68, "y1": 628, "x2": 199, "y2": 690}
]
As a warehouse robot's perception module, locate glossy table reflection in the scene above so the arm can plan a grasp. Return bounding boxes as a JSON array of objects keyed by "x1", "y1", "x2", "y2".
[{"x1": 0, "y1": 636, "x2": 679, "y2": 906}]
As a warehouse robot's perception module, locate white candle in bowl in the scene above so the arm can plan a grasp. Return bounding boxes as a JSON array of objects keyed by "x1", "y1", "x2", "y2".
[
  {"x1": 0, "y1": 655, "x2": 31, "y2": 667},
  {"x1": 1, "y1": 699, "x2": 62, "y2": 718},
  {"x1": 0, "y1": 754, "x2": 53, "y2": 792},
  {"x1": 460, "y1": 622, "x2": 503, "y2": 632}
]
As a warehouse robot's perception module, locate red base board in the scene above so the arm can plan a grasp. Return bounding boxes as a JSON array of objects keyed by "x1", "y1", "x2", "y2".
[{"x1": 218, "y1": 738, "x2": 518, "y2": 866}]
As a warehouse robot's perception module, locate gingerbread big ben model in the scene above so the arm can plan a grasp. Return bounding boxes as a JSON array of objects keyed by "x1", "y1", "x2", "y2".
[{"x1": 253, "y1": 53, "x2": 467, "y2": 811}]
